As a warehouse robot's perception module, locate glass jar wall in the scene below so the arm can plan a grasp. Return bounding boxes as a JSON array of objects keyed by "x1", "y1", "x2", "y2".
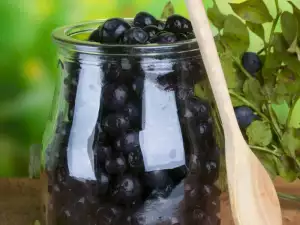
[{"x1": 43, "y1": 19, "x2": 220, "y2": 225}]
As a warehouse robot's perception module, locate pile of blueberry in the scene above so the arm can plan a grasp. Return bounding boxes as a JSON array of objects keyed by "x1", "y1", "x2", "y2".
[
  {"x1": 49, "y1": 12, "x2": 220, "y2": 225},
  {"x1": 89, "y1": 12, "x2": 195, "y2": 44}
]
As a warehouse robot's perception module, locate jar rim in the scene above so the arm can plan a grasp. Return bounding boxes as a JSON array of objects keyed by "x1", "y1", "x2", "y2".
[{"x1": 52, "y1": 19, "x2": 200, "y2": 57}]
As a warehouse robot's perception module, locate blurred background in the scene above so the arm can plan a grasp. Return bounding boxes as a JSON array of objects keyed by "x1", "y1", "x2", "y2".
[{"x1": 0, "y1": 0, "x2": 296, "y2": 177}]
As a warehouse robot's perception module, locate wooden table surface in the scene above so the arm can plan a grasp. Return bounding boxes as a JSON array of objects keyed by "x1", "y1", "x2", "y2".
[{"x1": 0, "y1": 177, "x2": 299, "y2": 225}]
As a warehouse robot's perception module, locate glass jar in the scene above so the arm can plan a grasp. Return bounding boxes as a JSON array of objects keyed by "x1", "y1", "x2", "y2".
[{"x1": 44, "y1": 19, "x2": 220, "y2": 225}]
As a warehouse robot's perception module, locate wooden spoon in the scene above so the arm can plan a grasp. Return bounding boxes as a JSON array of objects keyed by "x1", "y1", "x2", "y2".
[{"x1": 184, "y1": 0, "x2": 282, "y2": 224}]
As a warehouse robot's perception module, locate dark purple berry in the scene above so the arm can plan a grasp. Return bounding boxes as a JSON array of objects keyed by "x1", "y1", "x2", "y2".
[
  {"x1": 156, "y1": 72, "x2": 178, "y2": 91},
  {"x1": 197, "y1": 121, "x2": 213, "y2": 137},
  {"x1": 102, "y1": 113, "x2": 130, "y2": 136},
  {"x1": 112, "y1": 175, "x2": 142, "y2": 205},
  {"x1": 102, "y1": 84, "x2": 128, "y2": 110},
  {"x1": 88, "y1": 28, "x2": 101, "y2": 42},
  {"x1": 242, "y1": 52, "x2": 262, "y2": 75},
  {"x1": 99, "y1": 18, "x2": 131, "y2": 43},
  {"x1": 127, "y1": 150, "x2": 144, "y2": 171},
  {"x1": 105, "y1": 155, "x2": 127, "y2": 175},
  {"x1": 96, "y1": 172, "x2": 110, "y2": 194},
  {"x1": 123, "y1": 103, "x2": 140, "y2": 125},
  {"x1": 95, "y1": 145, "x2": 112, "y2": 164},
  {"x1": 149, "y1": 182, "x2": 173, "y2": 199},
  {"x1": 165, "y1": 14, "x2": 193, "y2": 33},
  {"x1": 185, "y1": 97, "x2": 210, "y2": 120},
  {"x1": 168, "y1": 165, "x2": 188, "y2": 185},
  {"x1": 201, "y1": 160, "x2": 219, "y2": 184},
  {"x1": 122, "y1": 27, "x2": 149, "y2": 44},
  {"x1": 176, "y1": 33, "x2": 188, "y2": 41},
  {"x1": 132, "y1": 77, "x2": 144, "y2": 97},
  {"x1": 143, "y1": 25, "x2": 160, "y2": 38},
  {"x1": 156, "y1": 20, "x2": 165, "y2": 30},
  {"x1": 134, "y1": 12, "x2": 157, "y2": 28},
  {"x1": 150, "y1": 32, "x2": 178, "y2": 44},
  {"x1": 115, "y1": 132, "x2": 140, "y2": 154},
  {"x1": 187, "y1": 32, "x2": 195, "y2": 39},
  {"x1": 234, "y1": 106, "x2": 258, "y2": 129},
  {"x1": 144, "y1": 170, "x2": 170, "y2": 189},
  {"x1": 103, "y1": 62, "x2": 122, "y2": 82}
]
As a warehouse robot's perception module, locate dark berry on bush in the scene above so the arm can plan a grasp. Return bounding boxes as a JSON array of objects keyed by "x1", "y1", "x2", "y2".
[
  {"x1": 122, "y1": 27, "x2": 149, "y2": 44},
  {"x1": 165, "y1": 14, "x2": 193, "y2": 33},
  {"x1": 150, "y1": 32, "x2": 178, "y2": 44},
  {"x1": 88, "y1": 28, "x2": 101, "y2": 42},
  {"x1": 168, "y1": 165, "x2": 188, "y2": 185},
  {"x1": 134, "y1": 12, "x2": 157, "y2": 28},
  {"x1": 144, "y1": 170, "x2": 170, "y2": 189},
  {"x1": 127, "y1": 150, "x2": 144, "y2": 171},
  {"x1": 156, "y1": 20, "x2": 165, "y2": 30},
  {"x1": 105, "y1": 155, "x2": 127, "y2": 175},
  {"x1": 102, "y1": 113, "x2": 130, "y2": 136},
  {"x1": 185, "y1": 97, "x2": 210, "y2": 120},
  {"x1": 132, "y1": 77, "x2": 144, "y2": 97},
  {"x1": 143, "y1": 25, "x2": 160, "y2": 39},
  {"x1": 123, "y1": 103, "x2": 140, "y2": 125},
  {"x1": 242, "y1": 52, "x2": 262, "y2": 75},
  {"x1": 112, "y1": 175, "x2": 142, "y2": 205},
  {"x1": 95, "y1": 145, "x2": 112, "y2": 164},
  {"x1": 96, "y1": 171, "x2": 110, "y2": 195},
  {"x1": 103, "y1": 62, "x2": 122, "y2": 82},
  {"x1": 99, "y1": 18, "x2": 131, "y2": 43},
  {"x1": 102, "y1": 84, "x2": 129, "y2": 110},
  {"x1": 234, "y1": 106, "x2": 258, "y2": 129},
  {"x1": 115, "y1": 132, "x2": 140, "y2": 154}
]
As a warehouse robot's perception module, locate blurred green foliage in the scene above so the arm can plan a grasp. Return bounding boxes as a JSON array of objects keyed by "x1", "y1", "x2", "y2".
[{"x1": 0, "y1": 0, "x2": 297, "y2": 177}]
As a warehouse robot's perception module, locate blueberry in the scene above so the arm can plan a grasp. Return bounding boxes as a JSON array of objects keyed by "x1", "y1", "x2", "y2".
[
  {"x1": 102, "y1": 84, "x2": 128, "y2": 110},
  {"x1": 99, "y1": 18, "x2": 131, "y2": 44},
  {"x1": 105, "y1": 155, "x2": 127, "y2": 175},
  {"x1": 149, "y1": 182, "x2": 174, "y2": 199},
  {"x1": 197, "y1": 121, "x2": 213, "y2": 137},
  {"x1": 102, "y1": 113, "x2": 130, "y2": 136},
  {"x1": 187, "y1": 32, "x2": 195, "y2": 39},
  {"x1": 156, "y1": 72, "x2": 178, "y2": 91},
  {"x1": 123, "y1": 103, "x2": 140, "y2": 125},
  {"x1": 156, "y1": 20, "x2": 165, "y2": 30},
  {"x1": 185, "y1": 97, "x2": 210, "y2": 120},
  {"x1": 165, "y1": 14, "x2": 193, "y2": 33},
  {"x1": 242, "y1": 52, "x2": 262, "y2": 75},
  {"x1": 134, "y1": 12, "x2": 157, "y2": 28},
  {"x1": 115, "y1": 132, "x2": 140, "y2": 154},
  {"x1": 150, "y1": 32, "x2": 178, "y2": 44},
  {"x1": 103, "y1": 61, "x2": 122, "y2": 82},
  {"x1": 127, "y1": 150, "x2": 144, "y2": 172},
  {"x1": 200, "y1": 160, "x2": 219, "y2": 184},
  {"x1": 122, "y1": 27, "x2": 149, "y2": 44},
  {"x1": 234, "y1": 106, "x2": 258, "y2": 129},
  {"x1": 96, "y1": 171, "x2": 110, "y2": 194},
  {"x1": 132, "y1": 77, "x2": 144, "y2": 97},
  {"x1": 143, "y1": 25, "x2": 160, "y2": 39},
  {"x1": 88, "y1": 28, "x2": 101, "y2": 42},
  {"x1": 95, "y1": 145, "x2": 112, "y2": 164},
  {"x1": 144, "y1": 170, "x2": 170, "y2": 189},
  {"x1": 176, "y1": 33, "x2": 188, "y2": 41},
  {"x1": 112, "y1": 175, "x2": 142, "y2": 205}
]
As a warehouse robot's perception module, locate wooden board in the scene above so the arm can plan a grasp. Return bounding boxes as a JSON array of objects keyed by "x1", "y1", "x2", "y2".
[{"x1": 0, "y1": 177, "x2": 299, "y2": 225}]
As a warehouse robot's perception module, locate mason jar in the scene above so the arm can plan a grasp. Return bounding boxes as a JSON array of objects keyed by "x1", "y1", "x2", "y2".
[{"x1": 43, "y1": 19, "x2": 220, "y2": 225}]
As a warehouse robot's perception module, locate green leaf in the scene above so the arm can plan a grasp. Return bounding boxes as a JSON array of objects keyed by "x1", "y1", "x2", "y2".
[
  {"x1": 281, "y1": 52, "x2": 300, "y2": 76},
  {"x1": 229, "y1": 0, "x2": 273, "y2": 24},
  {"x1": 281, "y1": 128, "x2": 300, "y2": 158},
  {"x1": 277, "y1": 67, "x2": 300, "y2": 95},
  {"x1": 220, "y1": 52, "x2": 242, "y2": 89},
  {"x1": 161, "y1": 1, "x2": 175, "y2": 19},
  {"x1": 261, "y1": 52, "x2": 282, "y2": 80},
  {"x1": 272, "y1": 33, "x2": 289, "y2": 53},
  {"x1": 288, "y1": 97, "x2": 300, "y2": 129},
  {"x1": 243, "y1": 78, "x2": 264, "y2": 107},
  {"x1": 273, "y1": 155, "x2": 297, "y2": 182},
  {"x1": 221, "y1": 15, "x2": 250, "y2": 56},
  {"x1": 271, "y1": 101, "x2": 290, "y2": 126},
  {"x1": 194, "y1": 80, "x2": 213, "y2": 101},
  {"x1": 231, "y1": 95, "x2": 245, "y2": 107},
  {"x1": 255, "y1": 152, "x2": 277, "y2": 179},
  {"x1": 246, "y1": 21, "x2": 265, "y2": 41},
  {"x1": 207, "y1": 0, "x2": 226, "y2": 30},
  {"x1": 288, "y1": 1, "x2": 300, "y2": 37},
  {"x1": 246, "y1": 120, "x2": 273, "y2": 146},
  {"x1": 281, "y1": 12, "x2": 298, "y2": 45}
]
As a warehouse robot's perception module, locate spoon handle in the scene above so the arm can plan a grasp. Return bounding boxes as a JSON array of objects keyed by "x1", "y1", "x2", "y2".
[{"x1": 184, "y1": 0, "x2": 239, "y2": 135}]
